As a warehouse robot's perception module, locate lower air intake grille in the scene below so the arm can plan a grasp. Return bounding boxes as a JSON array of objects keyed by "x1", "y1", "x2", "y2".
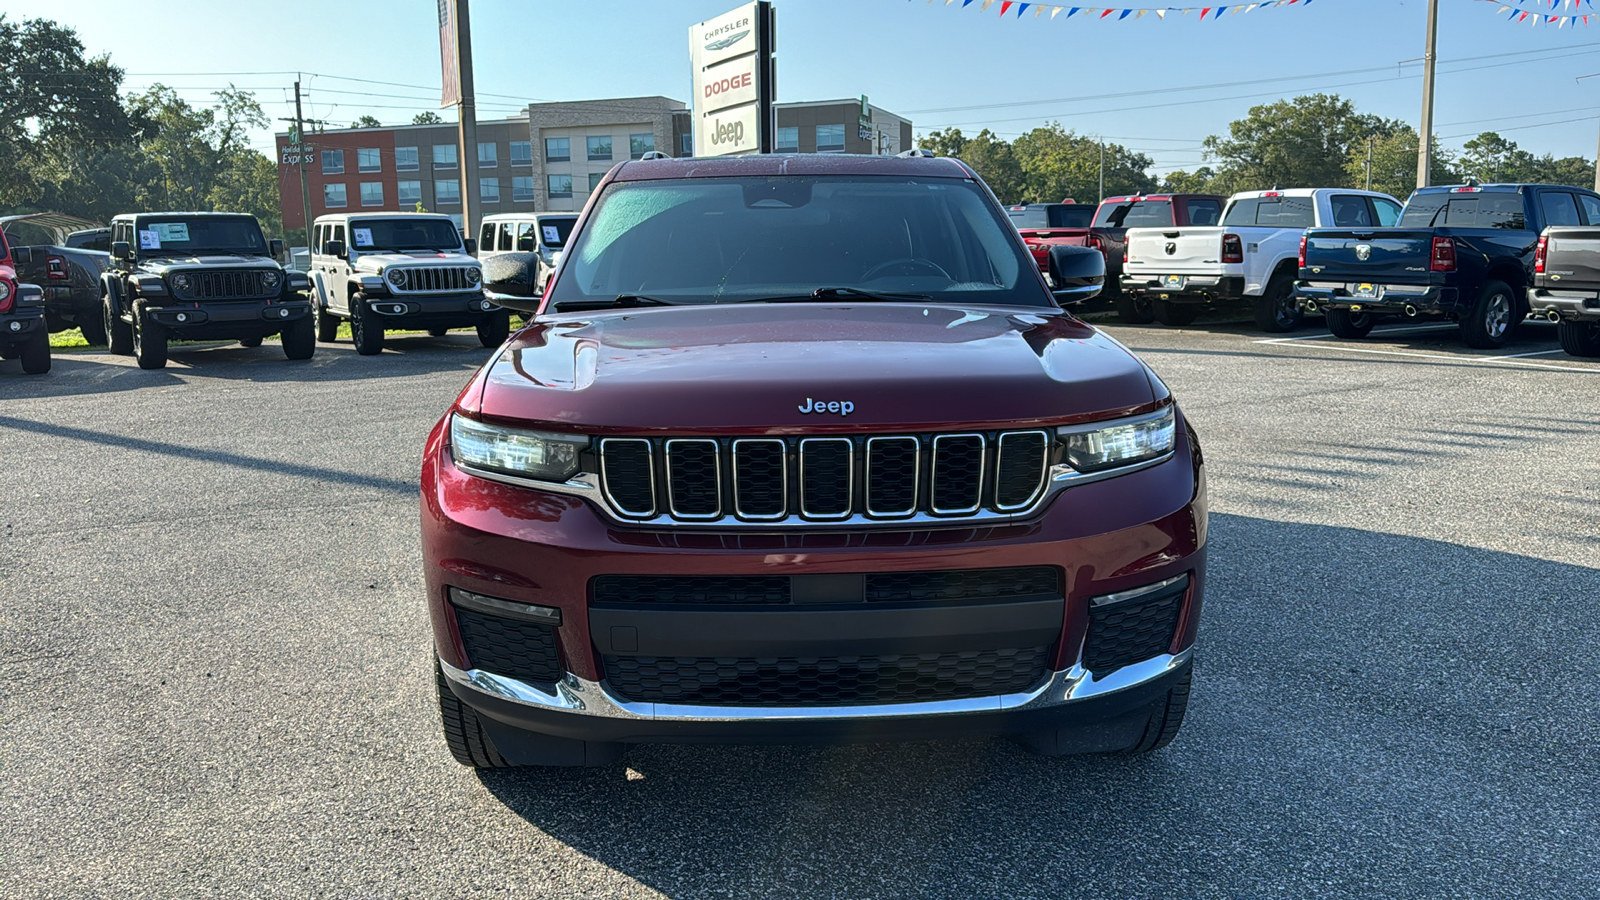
[
  {"x1": 454, "y1": 606, "x2": 562, "y2": 683},
  {"x1": 602, "y1": 648, "x2": 1051, "y2": 705},
  {"x1": 591, "y1": 566, "x2": 1060, "y2": 607},
  {"x1": 1081, "y1": 582, "x2": 1186, "y2": 674}
]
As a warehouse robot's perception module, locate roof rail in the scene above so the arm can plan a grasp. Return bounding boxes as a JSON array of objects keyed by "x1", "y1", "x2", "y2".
[{"x1": 897, "y1": 148, "x2": 935, "y2": 158}]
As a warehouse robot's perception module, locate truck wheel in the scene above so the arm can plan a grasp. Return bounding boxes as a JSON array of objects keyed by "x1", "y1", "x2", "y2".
[
  {"x1": 476, "y1": 311, "x2": 511, "y2": 348},
  {"x1": 78, "y1": 311, "x2": 109, "y2": 347},
  {"x1": 1557, "y1": 319, "x2": 1600, "y2": 357},
  {"x1": 428, "y1": 327, "x2": 450, "y2": 337},
  {"x1": 1121, "y1": 668, "x2": 1192, "y2": 754},
  {"x1": 1460, "y1": 280, "x2": 1517, "y2": 349},
  {"x1": 1114, "y1": 293, "x2": 1156, "y2": 324},
  {"x1": 314, "y1": 293, "x2": 340, "y2": 343},
  {"x1": 436, "y1": 661, "x2": 512, "y2": 768},
  {"x1": 104, "y1": 290, "x2": 133, "y2": 355},
  {"x1": 1324, "y1": 308, "x2": 1375, "y2": 339},
  {"x1": 349, "y1": 294, "x2": 384, "y2": 355},
  {"x1": 281, "y1": 314, "x2": 316, "y2": 360},
  {"x1": 132, "y1": 306, "x2": 168, "y2": 370},
  {"x1": 238, "y1": 336, "x2": 263, "y2": 348},
  {"x1": 19, "y1": 330, "x2": 51, "y2": 375},
  {"x1": 1251, "y1": 272, "x2": 1301, "y2": 333},
  {"x1": 1152, "y1": 299, "x2": 1199, "y2": 326}
]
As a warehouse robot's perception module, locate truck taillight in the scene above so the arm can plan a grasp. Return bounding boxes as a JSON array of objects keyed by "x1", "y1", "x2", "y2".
[
  {"x1": 1221, "y1": 233, "x2": 1243, "y2": 264},
  {"x1": 1088, "y1": 233, "x2": 1103, "y2": 253},
  {"x1": 1298, "y1": 233, "x2": 1308, "y2": 269},
  {"x1": 1535, "y1": 234, "x2": 1548, "y2": 274},
  {"x1": 47, "y1": 254, "x2": 67, "y2": 280},
  {"x1": 1430, "y1": 236, "x2": 1457, "y2": 272}
]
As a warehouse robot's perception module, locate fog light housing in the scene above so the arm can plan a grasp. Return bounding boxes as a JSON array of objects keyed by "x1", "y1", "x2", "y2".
[
  {"x1": 8, "y1": 321, "x2": 20, "y2": 332},
  {"x1": 176, "y1": 312, "x2": 188, "y2": 322},
  {"x1": 448, "y1": 586, "x2": 562, "y2": 626}
]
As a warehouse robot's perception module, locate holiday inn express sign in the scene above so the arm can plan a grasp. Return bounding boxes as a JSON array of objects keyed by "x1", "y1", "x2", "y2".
[{"x1": 690, "y1": 1, "x2": 775, "y2": 157}]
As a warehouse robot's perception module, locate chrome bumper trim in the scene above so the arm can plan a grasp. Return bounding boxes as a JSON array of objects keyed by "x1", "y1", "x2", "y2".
[{"x1": 439, "y1": 648, "x2": 1192, "y2": 723}]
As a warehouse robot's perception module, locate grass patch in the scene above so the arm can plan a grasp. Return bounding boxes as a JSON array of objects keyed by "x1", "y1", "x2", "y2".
[{"x1": 49, "y1": 320, "x2": 460, "y2": 350}]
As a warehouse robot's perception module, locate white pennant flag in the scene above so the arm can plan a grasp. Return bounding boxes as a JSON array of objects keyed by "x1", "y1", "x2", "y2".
[
  {"x1": 981, "y1": 0, "x2": 995, "y2": 10},
  {"x1": 1156, "y1": 8, "x2": 1166, "y2": 17},
  {"x1": 1136, "y1": 8, "x2": 1147, "y2": 17},
  {"x1": 1051, "y1": 6, "x2": 1064, "y2": 17}
]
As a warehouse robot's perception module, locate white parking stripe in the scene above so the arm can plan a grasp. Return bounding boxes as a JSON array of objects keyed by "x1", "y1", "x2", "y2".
[
  {"x1": 1253, "y1": 339, "x2": 1596, "y2": 372},
  {"x1": 1477, "y1": 349, "x2": 1568, "y2": 361},
  {"x1": 1252, "y1": 324, "x2": 1456, "y2": 344}
]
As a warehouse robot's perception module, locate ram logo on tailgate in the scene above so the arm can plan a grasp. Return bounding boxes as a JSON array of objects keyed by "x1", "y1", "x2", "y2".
[{"x1": 1355, "y1": 243, "x2": 1372, "y2": 261}]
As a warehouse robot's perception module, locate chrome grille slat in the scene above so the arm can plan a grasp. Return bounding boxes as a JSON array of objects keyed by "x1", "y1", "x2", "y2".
[
  {"x1": 665, "y1": 439, "x2": 722, "y2": 520},
  {"x1": 391, "y1": 265, "x2": 476, "y2": 293},
  {"x1": 799, "y1": 438, "x2": 854, "y2": 520},
  {"x1": 930, "y1": 433, "x2": 985, "y2": 515},
  {"x1": 865, "y1": 436, "x2": 919, "y2": 517},
  {"x1": 183, "y1": 269, "x2": 273, "y2": 300},
  {"x1": 994, "y1": 431, "x2": 1050, "y2": 511},
  {"x1": 732, "y1": 439, "x2": 787, "y2": 520},
  {"x1": 599, "y1": 438, "x2": 655, "y2": 517}
]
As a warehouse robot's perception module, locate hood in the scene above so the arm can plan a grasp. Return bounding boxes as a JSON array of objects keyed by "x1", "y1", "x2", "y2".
[
  {"x1": 353, "y1": 251, "x2": 476, "y2": 272},
  {"x1": 140, "y1": 256, "x2": 281, "y2": 274},
  {"x1": 475, "y1": 303, "x2": 1158, "y2": 432}
]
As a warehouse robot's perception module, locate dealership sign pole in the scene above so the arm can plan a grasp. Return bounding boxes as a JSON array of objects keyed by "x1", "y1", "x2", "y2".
[{"x1": 690, "y1": 1, "x2": 775, "y2": 157}]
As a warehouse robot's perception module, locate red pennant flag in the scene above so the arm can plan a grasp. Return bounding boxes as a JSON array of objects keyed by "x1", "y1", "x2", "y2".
[
  {"x1": 1201, "y1": 6, "x2": 1212, "y2": 18},
  {"x1": 1101, "y1": 8, "x2": 1114, "y2": 17},
  {"x1": 1000, "y1": 1, "x2": 1013, "y2": 15}
]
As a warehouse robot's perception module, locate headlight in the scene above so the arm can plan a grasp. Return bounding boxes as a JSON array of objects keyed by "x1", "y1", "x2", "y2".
[
  {"x1": 1058, "y1": 406, "x2": 1176, "y2": 473},
  {"x1": 170, "y1": 273, "x2": 191, "y2": 293},
  {"x1": 386, "y1": 268, "x2": 407, "y2": 287},
  {"x1": 450, "y1": 414, "x2": 587, "y2": 482},
  {"x1": 0, "y1": 279, "x2": 11, "y2": 302},
  {"x1": 261, "y1": 269, "x2": 282, "y2": 291},
  {"x1": 465, "y1": 267, "x2": 482, "y2": 285}
]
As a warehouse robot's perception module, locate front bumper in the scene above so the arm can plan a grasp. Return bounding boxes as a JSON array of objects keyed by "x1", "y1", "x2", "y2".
[
  {"x1": 365, "y1": 290, "x2": 498, "y2": 328},
  {"x1": 144, "y1": 296, "x2": 311, "y2": 338},
  {"x1": 1121, "y1": 273, "x2": 1244, "y2": 304},
  {"x1": 1528, "y1": 286, "x2": 1600, "y2": 322},
  {"x1": 1297, "y1": 281, "x2": 1460, "y2": 316},
  {"x1": 0, "y1": 310, "x2": 46, "y2": 342},
  {"x1": 421, "y1": 416, "x2": 1207, "y2": 745}
]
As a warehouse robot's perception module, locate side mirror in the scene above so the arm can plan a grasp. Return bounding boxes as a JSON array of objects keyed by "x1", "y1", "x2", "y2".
[
  {"x1": 111, "y1": 241, "x2": 131, "y2": 261},
  {"x1": 1047, "y1": 245, "x2": 1105, "y2": 306},
  {"x1": 517, "y1": 236, "x2": 535, "y2": 252},
  {"x1": 324, "y1": 239, "x2": 346, "y2": 258},
  {"x1": 463, "y1": 238, "x2": 477, "y2": 256},
  {"x1": 269, "y1": 239, "x2": 285, "y2": 260},
  {"x1": 12, "y1": 246, "x2": 31, "y2": 266}
]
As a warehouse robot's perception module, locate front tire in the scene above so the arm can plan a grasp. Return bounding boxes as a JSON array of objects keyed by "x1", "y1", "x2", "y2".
[
  {"x1": 349, "y1": 294, "x2": 384, "y2": 356},
  {"x1": 19, "y1": 330, "x2": 50, "y2": 375},
  {"x1": 314, "y1": 291, "x2": 340, "y2": 343},
  {"x1": 1114, "y1": 293, "x2": 1156, "y2": 324},
  {"x1": 1251, "y1": 272, "x2": 1302, "y2": 333},
  {"x1": 476, "y1": 312, "x2": 510, "y2": 348},
  {"x1": 104, "y1": 290, "x2": 133, "y2": 356},
  {"x1": 1324, "y1": 307, "x2": 1376, "y2": 339},
  {"x1": 132, "y1": 305, "x2": 168, "y2": 370},
  {"x1": 1460, "y1": 280, "x2": 1517, "y2": 349},
  {"x1": 436, "y1": 662, "x2": 512, "y2": 768},
  {"x1": 281, "y1": 314, "x2": 315, "y2": 360},
  {"x1": 1121, "y1": 669, "x2": 1192, "y2": 754},
  {"x1": 428, "y1": 327, "x2": 450, "y2": 337},
  {"x1": 1152, "y1": 298, "x2": 1200, "y2": 326},
  {"x1": 77, "y1": 310, "x2": 109, "y2": 347},
  {"x1": 1557, "y1": 318, "x2": 1600, "y2": 357},
  {"x1": 238, "y1": 336, "x2": 263, "y2": 348}
]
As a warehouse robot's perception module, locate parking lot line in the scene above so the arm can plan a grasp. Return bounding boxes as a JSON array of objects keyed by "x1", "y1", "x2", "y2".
[
  {"x1": 1252, "y1": 324, "x2": 1456, "y2": 344},
  {"x1": 1476, "y1": 349, "x2": 1568, "y2": 361},
  {"x1": 1249, "y1": 336, "x2": 1596, "y2": 373}
]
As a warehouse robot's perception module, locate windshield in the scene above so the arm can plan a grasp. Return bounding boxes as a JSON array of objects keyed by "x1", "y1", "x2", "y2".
[
  {"x1": 1223, "y1": 196, "x2": 1315, "y2": 228},
  {"x1": 1007, "y1": 204, "x2": 1093, "y2": 230},
  {"x1": 547, "y1": 175, "x2": 1049, "y2": 309},
  {"x1": 349, "y1": 218, "x2": 462, "y2": 252},
  {"x1": 536, "y1": 216, "x2": 577, "y2": 248},
  {"x1": 1398, "y1": 191, "x2": 1526, "y2": 229},
  {"x1": 136, "y1": 217, "x2": 266, "y2": 256}
]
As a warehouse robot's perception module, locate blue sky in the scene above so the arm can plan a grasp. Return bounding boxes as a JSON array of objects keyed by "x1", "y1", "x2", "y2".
[{"x1": 10, "y1": 0, "x2": 1600, "y2": 174}]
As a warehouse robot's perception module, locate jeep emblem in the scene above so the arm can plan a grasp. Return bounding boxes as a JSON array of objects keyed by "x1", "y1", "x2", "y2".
[
  {"x1": 1355, "y1": 243, "x2": 1372, "y2": 261},
  {"x1": 1164, "y1": 242, "x2": 1176, "y2": 255},
  {"x1": 798, "y1": 398, "x2": 853, "y2": 415}
]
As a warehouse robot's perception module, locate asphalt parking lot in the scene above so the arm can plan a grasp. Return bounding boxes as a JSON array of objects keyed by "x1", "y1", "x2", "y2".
[{"x1": 3, "y1": 317, "x2": 1597, "y2": 899}]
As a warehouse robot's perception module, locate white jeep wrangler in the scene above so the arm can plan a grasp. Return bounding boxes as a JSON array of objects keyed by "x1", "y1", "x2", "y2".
[{"x1": 477, "y1": 212, "x2": 577, "y2": 300}]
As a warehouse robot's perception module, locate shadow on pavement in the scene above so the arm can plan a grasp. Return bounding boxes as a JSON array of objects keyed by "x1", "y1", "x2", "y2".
[{"x1": 473, "y1": 512, "x2": 1599, "y2": 897}]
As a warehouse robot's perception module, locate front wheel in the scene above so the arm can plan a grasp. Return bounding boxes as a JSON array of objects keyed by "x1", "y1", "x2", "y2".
[
  {"x1": 1152, "y1": 298, "x2": 1199, "y2": 326},
  {"x1": 281, "y1": 314, "x2": 315, "y2": 360},
  {"x1": 1460, "y1": 280, "x2": 1517, "y2": 349},
  {"x1": 19, "y1": 330, "x2": 51, "y2": 375},
  {"x1": 349, "y1": 294, "x2": 384, "y2": 356},
  {"x1": 104, "y1": 290, "x2": 133, "y2": 355},
  {"x1": 1557, "y1": 318, "x2": 1600, "y2": 358},
  {"x1": 1251, "y1": 273, "x2": 1302, "y2": 333},
  {"x1": 428, "y1": 327, "x2": 450, "y2": 337},
  {"x1": 238, "y1": 336, "x2": 263, "y2": 348},
  {"x1": 1324, "y1": 307, "x2": 1376, "y2": 339},
  {"x1": 1014, "y1": 668, "x2": 1192, "y2": 756},
  {"x1": 1114, "y1": 293, "x2": 1156, "y2": 324},
  {"x1": 77, "y1": 310, "x2": 109, "y2": 347},
  {"x1": 132, "y1": 306, "x2": 168, "y2": 370},
  {"x1": 314, "y1": 292, "x2": 340, "y2": 343},
  {"x1": 476, "y1": 312, "x2": 510, "y2": 348}
]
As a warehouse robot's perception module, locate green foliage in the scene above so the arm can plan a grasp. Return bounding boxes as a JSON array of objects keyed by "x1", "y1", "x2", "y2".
[
  {"x1": 1342, "y1": 127, "x2": 1456, "y2": 201},
  {"x1": 412, "y1": 111, "x2": 444, "y2": 125},
  {"x1": 1203, "y1": 94, "x2": 1404, "y2": 193},
  {"x1": 1158, "y1": 168, "x2": 1219, "y2": 194},
  {"x1": 919, "y1": 125, "x2": 1152, "y2": 205},
  {"x1": 351, "y1": 115, "x2": 382, "y2": 129},
  {"x1": 1457, "y1": 131, "x2": 1594, "y2": 188}
]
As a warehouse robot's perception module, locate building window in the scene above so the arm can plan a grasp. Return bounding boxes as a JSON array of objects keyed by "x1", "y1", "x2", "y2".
[
  {"x1": 321, "y1": 150, "x2": 344, "y2": 174},
  {"x1": 512, "y1": 176, "x2": 536, "y2": 201},
  {"x1": 323, "y1": 183, "x2": 347, "y2": 208},
  {"x1": 433, "y1": 144, "x2": 457, "y2": 169},
  {"x1": 680, "y1": 132, "x2": 693, "y2": 156},
  {"x1": 360, "y1": 182, "x2": 384, "y2": 207},
  {"x1": 448, "y1": 213, "x2": 463, "y2": 235},
  {"x1": 588, "y1": 172, "x2": 605, "y2": 192},
  {"x1": 480, "y1": 178, "x2": 500, "y2": 203},
  {"x1": 545, "y1": 137, "x2": 569, "y2": 162},
  {"x1": 776, "y1": 127, "x2": 799, "y2": 153},
  {"x1": 629, "y1": 133, "x2": 655, "y2": 159},
  {"x1": 395, "y1": 146, "x2": 419, "y2": 171},
  {"x1": 397, "y1": 180, "x2": 422, "y2": 205},
  {"x1": 478, "y1": 142, "x2": 497, "y2": 166},
  {"x1": 357, "y1": 148, "x2": 381, "y2": 173},
  {"x1": 816, "y1": 124, "x2": 846, "y2": 153},
  {"x1": 435, "y1": 178, "x2": 460, "y2": 204},
  {"x1": 510, "y1": 141, "x2": 532, "y2": 166},
  {"x1": 586, "y1": 135, "x2": 612, "y2": 161},
  {"x1": 547, "y1": 174, "x2": 573, "y2": 199}
]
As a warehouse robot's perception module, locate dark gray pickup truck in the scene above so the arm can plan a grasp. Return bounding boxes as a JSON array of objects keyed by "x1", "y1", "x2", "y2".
[
  {"x1": 0, "y1": 213, "x2": 111, "y2": 345},
  {"x1": 1529, "y1": 226, "x2": 1600, "y2": 357}
]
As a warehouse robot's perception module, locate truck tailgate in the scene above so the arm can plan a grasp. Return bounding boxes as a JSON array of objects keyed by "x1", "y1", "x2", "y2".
[
  {"x1": 1124, "y1": 226, "x2": 1223, "y2": 275},
  {"x1": 1302, "y1": 229, "x2": 1435, "y2": 282},
  {"x1": 1542, "y1": 227, "x2": 1600, "y2": 285},
  {"x1": 1017, "y1": 229, "x2": 1090, "y2": 270}
]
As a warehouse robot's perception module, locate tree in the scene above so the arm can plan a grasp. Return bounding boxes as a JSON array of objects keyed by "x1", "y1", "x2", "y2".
[
  {"x1": 1342, "y1": 127, "x2": 1456, "y2": 201},
  {"x1": 350, "y1": 115, "x2": 382, "y2": 129},
  {"x1": 1011, "y1": 123, "x2": 1154, "y2": 203},
  {"x1": 412, "y1": 111, "x2": 444, "y2": 125},
  {"x1": 1203, "y1": 94, "x2": 1401, "y2": 193},
  {"x1": 1159, "y1": 168, "x2": 1218, "y2": 194},
  {"x1": 917, "y1": 127, "x2": 1023, "y2": 202},
  {"x1": 0, "y1": 16, "x2": 132, "y2": 206},
  {"x1": 1459, "y1": 132, "x2": 1530, "y2": 184}
]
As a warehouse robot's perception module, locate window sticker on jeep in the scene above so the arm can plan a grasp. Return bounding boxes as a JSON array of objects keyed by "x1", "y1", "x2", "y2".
[
  {"x1": 153, "y1": 223, "x2": 190, "y2": 243},
  {"x1": 139, "y1": 229, "x2": 161, "y2": 249},
  {"x1": 542, "y1": 225, "x2": 560, "y2": 244},
  {"x1": 352, "y1": 228, "x2": 374, "y2": 247}
]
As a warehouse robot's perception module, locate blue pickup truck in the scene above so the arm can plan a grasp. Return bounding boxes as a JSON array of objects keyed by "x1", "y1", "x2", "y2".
[{"x1": 1296, "y1": 183, "x2": 1600, "y2": 348}]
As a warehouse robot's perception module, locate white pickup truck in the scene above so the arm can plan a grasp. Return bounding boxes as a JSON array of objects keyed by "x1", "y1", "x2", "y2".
[{"x1": 1120, "y1": 188, "x2": 1401, "y2": 331}]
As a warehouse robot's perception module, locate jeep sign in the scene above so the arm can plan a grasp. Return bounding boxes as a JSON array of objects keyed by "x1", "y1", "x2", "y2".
[{"x1": 690, "y1": 1, "x2": 773, "y2": 158}]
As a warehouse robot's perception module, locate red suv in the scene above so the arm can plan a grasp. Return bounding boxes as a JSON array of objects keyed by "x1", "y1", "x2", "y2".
[{"x1": 423, "y1": 153, "x2": 1207, "y2": 767}]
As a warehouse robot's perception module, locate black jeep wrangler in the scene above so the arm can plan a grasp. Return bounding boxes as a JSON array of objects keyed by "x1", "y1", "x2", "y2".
[{"x1": 103, "y1": 212, "x2": 313, "y2": 369}]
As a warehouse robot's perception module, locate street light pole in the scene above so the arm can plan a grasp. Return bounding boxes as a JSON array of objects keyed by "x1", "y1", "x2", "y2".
[
  {"x1": 1417, "y1": 0, "x2": 1439, "y2": 189},
  {"x1": 452, "y1": 0, "x2": 479, "y2": 243}
]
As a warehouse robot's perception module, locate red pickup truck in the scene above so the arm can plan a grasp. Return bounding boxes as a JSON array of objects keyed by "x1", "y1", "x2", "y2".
[
  {"x1": 1088, "y1": 193, "x2": 1225, "y2": 322},
  {"x1": 1006, "y1": 201, "x2": 1095, "y2": 279}
]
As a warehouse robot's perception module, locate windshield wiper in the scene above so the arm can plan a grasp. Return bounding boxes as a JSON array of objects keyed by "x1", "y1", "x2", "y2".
[
  {"x1": 752, "y1": 287, "x2": 934, "y2": 304},
  {"x1": 550, "y1": 293, "x2": 676, "y2": 312}
]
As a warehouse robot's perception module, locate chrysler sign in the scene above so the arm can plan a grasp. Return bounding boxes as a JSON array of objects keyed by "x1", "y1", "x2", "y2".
[{"x1": 690, "y1": 2, "x2": 772, "y2": 157}]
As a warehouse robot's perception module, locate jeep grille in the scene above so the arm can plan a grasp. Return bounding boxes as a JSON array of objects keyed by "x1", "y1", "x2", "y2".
[
  {"x1": 176, "y1": 269, "x2": 277, "y2": 300},
  {"x1": 389, "y1": 266, "x2": 478, "y2": 293},
  {"x1": 597, "y1": 430, "x2": 1052, "y2": 526}
]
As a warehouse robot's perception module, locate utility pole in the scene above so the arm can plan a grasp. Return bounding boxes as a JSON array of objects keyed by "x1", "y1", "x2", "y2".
[
  {"x1": 452, "y1": 0, "x2": 480, "y2": 242},
  {"x1": 1365, "y1": 136, "x2": 1374, "y2": 192},
  {"x1": 1416, "y1": 0, "x2": 1439, "y2": 189},
  {"x1": 294, "y1": 80, "x2": 312, "y2": 248},
  {"x1": 1594, "y1": 122, "x2": 1599, "y2": 192},
  {"x1": 1098, "y1": 142, "x2": 1105, "y2": 203}
]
